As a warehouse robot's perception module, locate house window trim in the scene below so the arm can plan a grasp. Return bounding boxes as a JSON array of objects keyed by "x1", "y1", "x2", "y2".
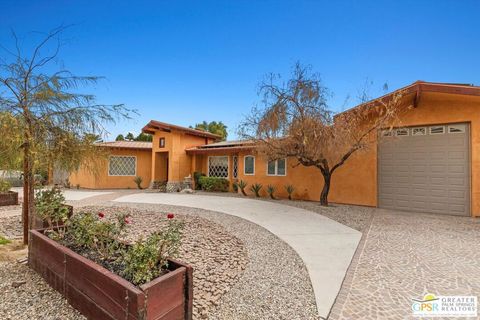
[
  {"x1": 429, "y1": 125, "x2": 445, "y2": 135},
  {"x1": 207, "y1": 155, "x2": 229, "y2": 178},
  {"x1": 266, "y1": 158, "x2": 287, "y2": 177},
  {"x1": 448, "y1": 124, "x2": 466, "y2": 134},
  {"x1": 108, "y1": 155, "x2": 137, "y2": 177},
  {"x1": 243, "y1": 155, "x2": 255, "y2": 176},
  {"x1": 159, "y1": 137, "x2": 165, "y2": 148},
  {"x1": 412, "y1": 127, "x2": 427, "y2": 136}
]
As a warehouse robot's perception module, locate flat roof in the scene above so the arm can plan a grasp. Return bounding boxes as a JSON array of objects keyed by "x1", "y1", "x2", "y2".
[{"x1": 142, "y1": 120, "x2": 222, "y2": 139}]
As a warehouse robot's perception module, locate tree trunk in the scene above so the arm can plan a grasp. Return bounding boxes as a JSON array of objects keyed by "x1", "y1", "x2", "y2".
[
  {"x1": 22, "y1": 144, "x2": 30, "y2": 244},
  {"x1": 320, "y1": 172, "x2": 331, "y2": 206}
]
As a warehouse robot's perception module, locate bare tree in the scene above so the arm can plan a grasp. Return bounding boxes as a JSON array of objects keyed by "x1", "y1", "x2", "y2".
[
  {"x1": 0, "y1": 26, "x2": 134, "y2": 244},
  {"x1": 239, "y1": 63, "x2": 405, "y2": 206}
]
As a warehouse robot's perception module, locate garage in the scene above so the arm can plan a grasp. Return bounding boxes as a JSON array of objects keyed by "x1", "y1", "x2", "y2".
[{"x1": 378, "y1": 123, "x2": 470, "y2": 216}]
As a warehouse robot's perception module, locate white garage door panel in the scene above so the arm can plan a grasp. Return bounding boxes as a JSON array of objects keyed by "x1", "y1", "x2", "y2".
[{"x1": 378, "y1": 123, "x2": 470, "y2": 216}]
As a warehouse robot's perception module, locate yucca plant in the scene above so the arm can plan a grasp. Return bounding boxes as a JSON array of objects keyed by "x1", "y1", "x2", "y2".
[
  {"x1": 238, "y1": 180, "x2": 248, "y2": 196},
  {"x1": 266, "y1": 185, "x2": 276, "y2": 200},
  {"x1": 285, "y1": 184, "x2": 295, "y2": 200},
  {"x1": 133, "y1": 176, "x2": 143, "y2": 189},
  {"x1": 250, "y1": 183, "x2": 263, "y2": 197}
]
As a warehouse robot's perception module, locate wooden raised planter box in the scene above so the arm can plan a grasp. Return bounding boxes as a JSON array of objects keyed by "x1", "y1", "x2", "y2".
[
  {"x1": 29, "y1": 229, "x2": 193, "y2": 320},
  {"x1": 0, "y1": 191, "x2": 18, "y2": 206}
]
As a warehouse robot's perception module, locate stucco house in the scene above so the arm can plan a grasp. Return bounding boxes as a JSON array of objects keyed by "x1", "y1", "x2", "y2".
[{"x1": 69, "y1": 81, "x2": 480, "y2": 217}]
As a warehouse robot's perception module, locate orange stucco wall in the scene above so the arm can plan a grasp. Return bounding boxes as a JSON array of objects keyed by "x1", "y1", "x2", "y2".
[
  {"x1": 69, "y1": 148, "x2": 152, "y2": 189},
  {"x1": 150, "y1": 129, "x2": 214, "y2": 184},
  {"x1": 198, "y1": 92, "x2": 480, "y2": 216}
]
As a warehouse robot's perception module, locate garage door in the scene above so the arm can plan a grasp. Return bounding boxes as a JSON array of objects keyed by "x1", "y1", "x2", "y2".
[{"x1": 378, "y1": 123, "x2": 470, "y2": 216}]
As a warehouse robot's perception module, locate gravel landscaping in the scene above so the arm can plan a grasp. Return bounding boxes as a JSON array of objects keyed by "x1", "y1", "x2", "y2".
[
  {"x1": 0, "y1": 195, "x2": 322, "y2": 319},
  {"x1": 115, "y1": 202, "x2": 320, "y2": 320},
  {"x1": 0, "y1": 205, "x2": 249, "y2": 320}
]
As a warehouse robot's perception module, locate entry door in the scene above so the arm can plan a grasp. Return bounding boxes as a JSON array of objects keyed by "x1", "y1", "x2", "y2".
[{"x1": 378, "y1": 123, "x2": 470, "y2": 216}]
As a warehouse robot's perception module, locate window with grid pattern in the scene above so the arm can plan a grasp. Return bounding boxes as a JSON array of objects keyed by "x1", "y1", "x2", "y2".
[
  {"x1": 109, "y1": 156, "x2": 136, "y2": 176},
  {"x1": 233, "y1": 156, "x2": 238, "y2": 178},
  {"x1": 208, "y1": 156, "x2": 229, "y2": 178}
]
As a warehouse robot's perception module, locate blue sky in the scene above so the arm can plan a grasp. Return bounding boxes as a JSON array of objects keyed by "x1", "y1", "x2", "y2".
[{"x1": 1, "y1": 0, "x2": 479, "y2": 139}]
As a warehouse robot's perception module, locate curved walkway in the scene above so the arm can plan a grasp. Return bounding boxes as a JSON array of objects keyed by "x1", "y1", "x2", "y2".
[{"x1": 114, "y1": 193, "x2": 362, "y2": 318}]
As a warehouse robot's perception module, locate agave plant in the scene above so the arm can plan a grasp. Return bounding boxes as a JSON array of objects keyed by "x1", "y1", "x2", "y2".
[
  {"x1": 250, "y1": 183, "x2": 263, "y2": 197},
  {"x1": 238, "y1": 180, "x2": 248, "y2": 196},
  {"x1": 266, "y1": 185, "x2": 276, "y2": 200},
  {"x1": 285, "y1": 184, "x2": 295, "y2": 200}
]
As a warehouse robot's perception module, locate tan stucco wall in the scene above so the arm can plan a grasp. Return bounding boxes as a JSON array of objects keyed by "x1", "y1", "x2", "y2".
[
  {"x1": 69, "y1": 148, "x2": 152, "y2": 189},
  {"x1": 150, "y1": 129, "x2": 214, "y2": 183},
  {"x1": 330, "y1": 91, "x2": 480, "y2": 216},
  {"x1": 204, "y1": 92, "x2": 480, "y2": 216}
]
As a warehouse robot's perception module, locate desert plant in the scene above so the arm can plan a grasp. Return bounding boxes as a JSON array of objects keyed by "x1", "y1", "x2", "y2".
[
  {"x1": 266, "y1": 185, "x2": 276, "y2": 199},
  {"x1": 238, "y1": 180, "x2": 248, "y2": 196},
  {"x1": 133, "y1": 176, "x2": 143, "y2": 189},
  {"x1": 121, "y1": 219, "x2": 184, "y2": 285},
  {"x1": 35, "y1": 188, "x2": 69, "y2": 238},
  {"x1": 285, "y1": 184, "x2": 295, "y2": 200},
  {"x1": 198, "y1": 176, "x2": 229, "y2": 192},
  {"x1": 250, "y1": 183, "x2": 263, "y2": 197},
  {"x1": 0, "y1": 179, "x2": 11, "y2": 193}
]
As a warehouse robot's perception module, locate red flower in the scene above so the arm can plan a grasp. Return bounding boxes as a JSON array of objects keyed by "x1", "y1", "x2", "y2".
[
  {"x1": 98, "y1": 212, "x2": 105, "y2": 218},
  {"x1": 167, "y1": 213, "x2": 174, "y2": 219},
  {"x1": 124, "y1": 216, "x2": 131, "y2": 224}
]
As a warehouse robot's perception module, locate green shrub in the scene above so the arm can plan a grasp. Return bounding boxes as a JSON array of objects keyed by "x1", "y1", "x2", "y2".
[
  {"x1": 121, "y1": 219, "x2": 183, "y2": 285},
  {"x1": 0, "y1": 179, "x2": 11, "y2": 193},
  {"x1": 232, "y1": 179, "x2": 239, "y2": 193},
  {"x1": 193, "y1": 172, "x2": 206, "y2": 190},
  {"x1": 67, "y1": 211, "x2": 130, "y2": 260},
  {"x1": 250, "y1": 183, "x2": 262, "y2": 197},
  {"x1": 238, "y1": 180, "x2": 248, "y2": 196},
  {"x1": 285, "y1": 184, "x2": 295, "y2": 200},
  {"x1": 198, "y1": 176, "x2": 229, "y2": 192},
  {"x1": 0, "y1": 235, "x2": 11, "y2": 245},
  {"x1": 35, "y1": 188, "x2": 69, "y2": 237},
  {"x1": 133, "y1": 176, "x2": 143, "y2": 189},
  {"x1": 267, "y1": 185, "x2": 276, "y2": 199}
]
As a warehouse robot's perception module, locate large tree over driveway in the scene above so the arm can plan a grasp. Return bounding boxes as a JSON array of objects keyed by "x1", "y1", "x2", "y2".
[{"x1": 240, "y1": 63, "x2": 405, "y2": 206}]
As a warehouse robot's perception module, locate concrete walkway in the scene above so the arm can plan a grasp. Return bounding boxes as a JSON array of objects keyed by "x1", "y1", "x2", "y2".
[
  {"x1": 11, "y1": 187, "x2": 113, "y2": 201},
  {"x1": 114, "y1": 193, "x2": 362, "y2": 318}
]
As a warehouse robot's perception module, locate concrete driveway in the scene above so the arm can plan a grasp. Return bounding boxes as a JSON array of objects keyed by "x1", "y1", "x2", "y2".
[
  {"x1": 114, "y1": 193, "x2": 362, "y2": 318},
  {"x1": 11, "y1": 187, "x2": 113, "y2": 201}
]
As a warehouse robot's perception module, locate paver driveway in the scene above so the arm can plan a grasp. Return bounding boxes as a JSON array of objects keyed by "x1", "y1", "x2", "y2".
[
  {"x1": 114, "y1": 193, "x2": 362, "y2": 319},
  {"x1": 329, "y1": 209, "x2": 480, "y2": 319}
]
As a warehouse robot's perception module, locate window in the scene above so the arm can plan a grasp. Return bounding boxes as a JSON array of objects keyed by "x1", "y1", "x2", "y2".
[
  {"x1": 396, "y1": 128, "x2": 409, "y2": 136},
  {"x1": 448, "y1": 124, "x2": 466, "y2": 134},
  {"x1": 381, "y1": 130, "x2": 393, "y2": 137},
  {"x1": 208, "y1": 156, "x2": 229, "y2": 178},
  {"x1": 233, "y1": 156, "x2": 238, "y2": 178},
  {"x1": 412, "y1": 127, "x2": 426, "y2": 136},
  {"x1": 109, "y1": 156, "x2": 136, "y2": 176},
  {"x1": 430, "y1": 126, "x2": 445, "y2": 135},
  {"x1": 159, "y1": 137, "x2": 165, "y2": 148},
  {"x1": 244, "y1": 155, "x2": 255, "y2": 175},
  {"x1": 267, "y1": 158, "x2": 286, "y2": 176}
]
